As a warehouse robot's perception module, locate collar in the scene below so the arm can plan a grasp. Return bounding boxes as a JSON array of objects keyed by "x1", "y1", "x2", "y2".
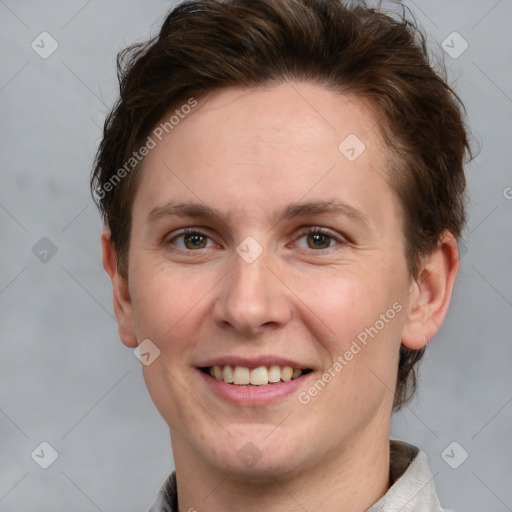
[{"x1": 367, "y1": 439, "x2": 444, "y2": 512}]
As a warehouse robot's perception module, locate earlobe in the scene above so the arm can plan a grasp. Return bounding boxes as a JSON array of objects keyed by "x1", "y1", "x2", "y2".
[
  {"x1": 101, "y1": 230, "x2": 138, "y2": 348},
  {"x1": 401, "y1": 231, "x2": 460, "y2": 350}
]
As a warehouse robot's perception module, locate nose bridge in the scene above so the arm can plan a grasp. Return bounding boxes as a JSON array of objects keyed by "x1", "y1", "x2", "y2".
[{"x1": 213, "y1": 247, "x2": 290, "y2": 334}]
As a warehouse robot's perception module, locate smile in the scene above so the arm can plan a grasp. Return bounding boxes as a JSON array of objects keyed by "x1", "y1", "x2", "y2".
[{"x1": 201, "y1": 365, "x2": 312, "y2": 386}]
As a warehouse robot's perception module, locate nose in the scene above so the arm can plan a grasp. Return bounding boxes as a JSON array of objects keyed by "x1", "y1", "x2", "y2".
[{"x1": 211, "y1": 249, "x2": 292, "y2": 336}]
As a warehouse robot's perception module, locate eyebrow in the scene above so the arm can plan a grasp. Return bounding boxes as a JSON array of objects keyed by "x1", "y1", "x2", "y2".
[{"x1": 147, "y1": 198, "x2": 370, "y2": 227}]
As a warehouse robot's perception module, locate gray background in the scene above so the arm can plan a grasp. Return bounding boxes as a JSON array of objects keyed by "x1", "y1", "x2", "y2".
[{"x1": 1, "y1": 1, "x2": 511, "y2": 511}]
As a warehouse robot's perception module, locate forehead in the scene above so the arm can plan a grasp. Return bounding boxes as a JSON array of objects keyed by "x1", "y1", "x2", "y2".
[
  {"x1": 164, "y1": 83, "x2": 382, "y2": 164},
  {"x1": 132, "y1": 82, "x2": 396, "y2": 228}
]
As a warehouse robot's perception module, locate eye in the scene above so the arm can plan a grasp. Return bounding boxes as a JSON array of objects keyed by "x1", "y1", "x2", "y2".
[
  {"x1": 168, "y1": 229, "x2": 217, "y2": 250},
  {"x1": 294, "y1": 228, "x2": 344, "y2": 251}
]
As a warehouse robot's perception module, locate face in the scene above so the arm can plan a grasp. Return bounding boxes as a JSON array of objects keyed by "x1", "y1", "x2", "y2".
[{"x1": 123, "y1": 83, "x2": 415, "y2": 480}]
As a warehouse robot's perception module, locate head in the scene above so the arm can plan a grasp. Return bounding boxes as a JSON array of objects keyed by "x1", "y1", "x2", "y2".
[{"x1": 93, "y1": 0, "x2": 469, "y2": 480}]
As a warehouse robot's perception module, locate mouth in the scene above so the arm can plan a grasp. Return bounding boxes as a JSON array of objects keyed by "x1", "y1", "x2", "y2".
[{"x1": 199, "y1": 365, "x2": 313, "y2": 386}]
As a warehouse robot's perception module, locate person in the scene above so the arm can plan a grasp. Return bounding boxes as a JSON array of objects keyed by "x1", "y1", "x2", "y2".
[{"x1": 91, "y1": 0, "x2": 471, "y2": 510}]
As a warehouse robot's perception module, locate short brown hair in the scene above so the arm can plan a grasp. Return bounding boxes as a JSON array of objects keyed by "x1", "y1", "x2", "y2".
[{"x1": 91, "y1": 0, "x2": 471, "y2": 410}]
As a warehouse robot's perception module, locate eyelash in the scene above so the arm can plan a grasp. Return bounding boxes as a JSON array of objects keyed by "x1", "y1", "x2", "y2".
[{"x1": 166, "y1": 226, "x2": 347, "y2": 253}]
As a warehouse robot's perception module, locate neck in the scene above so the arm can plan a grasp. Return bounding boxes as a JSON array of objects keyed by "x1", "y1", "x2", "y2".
[{"x1": 172, "y1": 426, "x2": 391, "y2": 512}]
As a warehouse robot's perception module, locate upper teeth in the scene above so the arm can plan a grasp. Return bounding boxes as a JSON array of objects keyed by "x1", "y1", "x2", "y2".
[{"x1": 209, "y1": 365, "x2": 303, "y2": 386}]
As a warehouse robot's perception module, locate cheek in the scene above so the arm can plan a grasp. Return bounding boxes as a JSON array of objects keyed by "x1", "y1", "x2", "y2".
[
  {"x1": 130, "y1": 266, "x2": 214, "y2": 430},
  {"x1": 299, "y1": 271, "x2": 405, "y2": 412},
  {"x1": 296, "y1": 264, "x2": 407, "y2": 411},
  {"x1": 129, "y1": 263, "x2": 216, "y2": 352},
  {"x1": 294, "y1": 265, "x2": 401, "y2": 346}
]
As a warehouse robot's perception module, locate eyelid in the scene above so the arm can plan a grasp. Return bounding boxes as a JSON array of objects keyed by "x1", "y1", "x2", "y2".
[
  {"x1": 165, "y1": 227, "x2": 221, "y2": 249},
  {"x1": 164, "y1": 225, "x2": 349, "y2": 251},
  {"x1": 292, "y1": 226, "x2": 348, "y2": 250}
]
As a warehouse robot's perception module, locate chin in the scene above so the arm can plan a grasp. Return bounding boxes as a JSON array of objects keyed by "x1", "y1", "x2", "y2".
[
  {"x1": 213, "y1": 451, "x2": 307, "y2": 484},
  {"x1": 199, "y1": 427, "x2": 314, "y2": 483}
]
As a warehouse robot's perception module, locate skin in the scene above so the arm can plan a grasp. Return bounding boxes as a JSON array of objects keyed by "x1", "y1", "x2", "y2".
[{"x1": 102, "y1": 82, "x2": 459, "y2": 512}]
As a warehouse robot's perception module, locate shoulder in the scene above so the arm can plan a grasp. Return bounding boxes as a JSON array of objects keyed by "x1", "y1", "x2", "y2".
[
  {"x1": 367, "y1": 439, "x2": 445, "y2": 512},
  {"x1": 147, "y1": 471, "x2": 177, "y2": 512}
]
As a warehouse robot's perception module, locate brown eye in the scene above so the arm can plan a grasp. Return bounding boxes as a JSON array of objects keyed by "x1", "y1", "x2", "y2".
[
  {"x1": 306, "y1": 232, "x2": 333, "y2": 249},
  {"x1": 183, "y1": 233, "x2": 208, "y2": 249},
  {"x1": 169, "y1": 229, "x2": 215, "y2": 251}
]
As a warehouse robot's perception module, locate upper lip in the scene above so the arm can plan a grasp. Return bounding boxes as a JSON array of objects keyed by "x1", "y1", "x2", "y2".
[{"x1": 197, "y1": 356, "x2": 311, "y2": 369}]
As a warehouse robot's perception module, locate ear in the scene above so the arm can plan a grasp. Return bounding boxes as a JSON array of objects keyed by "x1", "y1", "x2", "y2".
[
  {"x1": 401, "y1": 231, "x2": 460, "y2": 349},
  {"x1": 101, "y1": 230, "x2": 138, "y2": 348}
]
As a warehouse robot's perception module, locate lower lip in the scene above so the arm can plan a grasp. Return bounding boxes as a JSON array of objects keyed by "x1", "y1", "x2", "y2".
[{"x1": 198, "y1": 369, "x2": 312, "y2": 407}]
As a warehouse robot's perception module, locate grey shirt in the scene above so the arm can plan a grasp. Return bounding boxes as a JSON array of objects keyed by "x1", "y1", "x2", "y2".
[{"x1": 148, "y1": 439, "x2": 446, "y2": 512}]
